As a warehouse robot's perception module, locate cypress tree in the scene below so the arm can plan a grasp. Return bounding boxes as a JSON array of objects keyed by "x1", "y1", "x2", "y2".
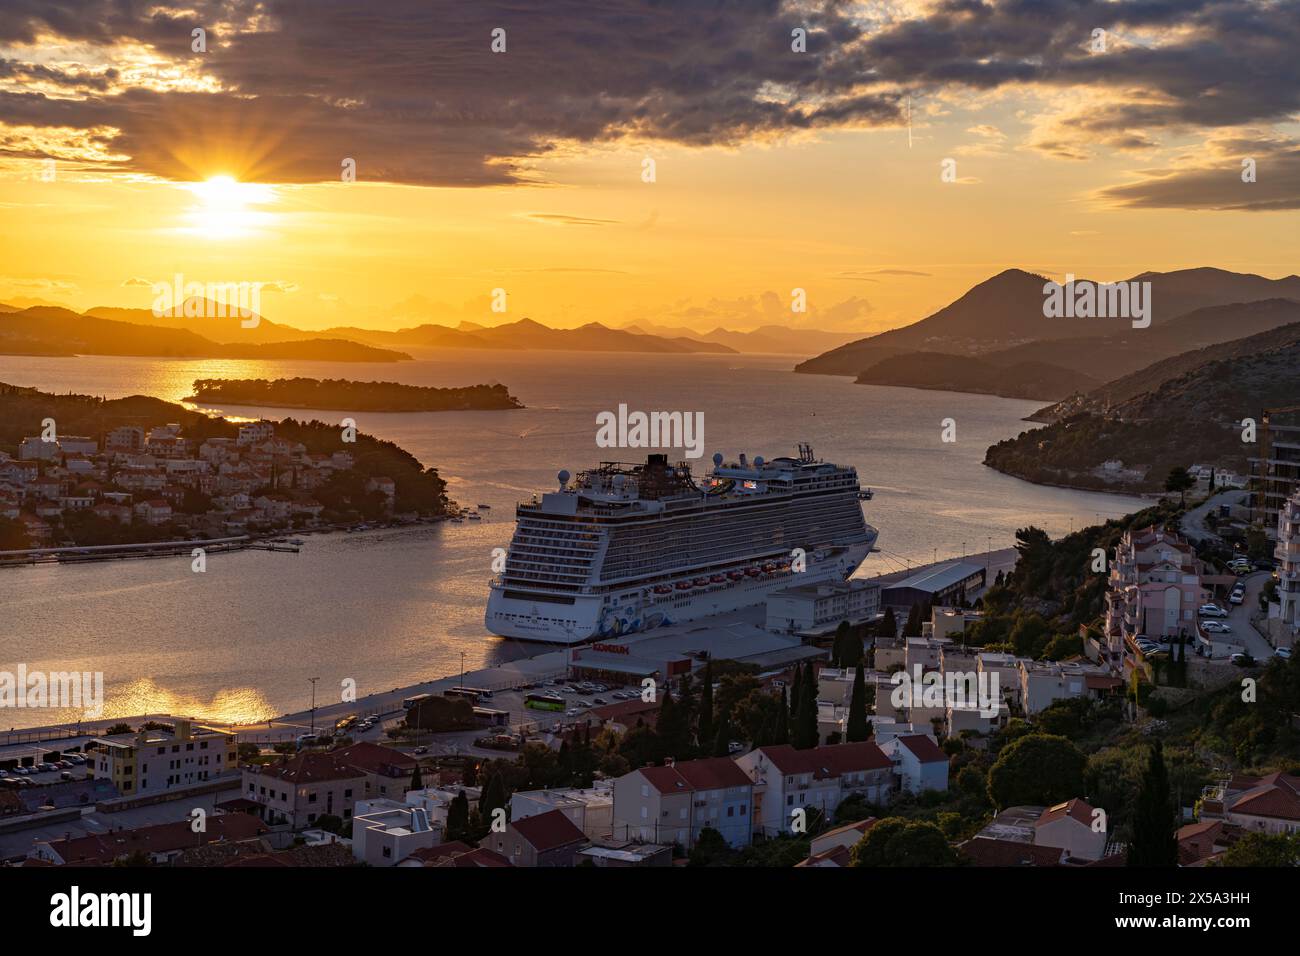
[
  {"x1": 789, "y1": 662, "x2": 802, "y2": 720},
  {"x1": 879, "y1": 607, "x2": 897, "y2": 640},
  {"x1": 775, "y1": 685, "x2": 790, "y2": 744},
  {"x1": 658, "y1": 684, "x2": 690, "y2": 758},
  {"x1": 903, "y1": 603, "x2": 922, "y2": 637},
  {"x1": 833, "y1": 620, "x2": 852, "y2": 667},
  {"x1": 794, "y1": 662, "x2": 819, "y2": 749},
  {"x1": 409, "y1": 763, "x2": 423, "y2": 791},
  {"x1": 712, "y1": 706, "x2": 732, "y2": 758},
  {"x1": 479, "y1": 772, "x2": 507, "y2": 823},
  {"x1": 698, "y1": 660, "x2": 714, "y2": 748},
  {"x1": 846, "y1": 662, "x2": 870, "y2": 742},
  {"x1": 1127, "y1": 741, "x2": 1178, "y2": 866}
]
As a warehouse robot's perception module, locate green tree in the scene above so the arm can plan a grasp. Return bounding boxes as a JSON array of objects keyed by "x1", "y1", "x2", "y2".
[
  {"x1": 775, "y1": 685, "x2": 790, "y2": 745},
  {"x1": 987, "y1": 734, "x2": 1086, "y2": 808},
  {"x1": 409, "y1": 763, "x2": 423, "y2": 790},
  {"x1": 849, "y1": 817, "x2": 957, "y2": 867},
  {"x1": 697, "y1": 660, "x2": 714, "y2": 748},
  {"x1": 793, "y1": 663, "x2": 819, "y2": 750},
  {"x1": 657, "y1": 684, "x2": 691, "y2": 759},
  {"x1": 478, "y1": 771, "x2": 508, "y2": 824},
  {"x1": 1164, "y1": 466, "x2": 1194, "y2": 508},
  {"x1": 1127, "y1": 741, "x2": 1178, "y2": 867},
  {"x1": 712, "y1": 705, "x2": 733, "y2": 758},
  {"x1": 878, "y1": 607, "x2": 898, "y2": 641},
  {"x1": 1215, "y1": 832, "x2": 1299, "y2": 867},
  {"x1": 446, "y1": 790, "x2": 471, "y2": 843},
  {"x1": 846, "y1": 662, "x2": 870, "y2": 742},
  {"x1": 903, "y1": 603, "x2": 923, "y2": 638}
]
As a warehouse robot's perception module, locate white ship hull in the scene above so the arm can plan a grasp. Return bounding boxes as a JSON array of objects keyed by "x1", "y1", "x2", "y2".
[{"x1": 486, "y1": 537, "x2": 874, "y2": 644}]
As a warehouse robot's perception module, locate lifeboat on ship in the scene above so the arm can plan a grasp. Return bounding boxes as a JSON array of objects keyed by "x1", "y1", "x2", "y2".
[
  {"x1": 693, "y1": 577, "x2": 710, "y2": 588},
  {"x1": 745, "y1": 567, "x2": 761, "y2": 577},
  {"x1": 675, "y1": 581, "x2": 692, "y2": 591},
  {"x1": 710, "y1": 574, "x2": 726, "y2": 584},
  {"x1": 762, "y1": 563, "x2": 776, "y2": 574},
  {"x1": 727, "y1": 570, "x2": 744, "y2": 581},
  {"x1": 653, "y1": 584, "x2": 673, "y2": 595}
]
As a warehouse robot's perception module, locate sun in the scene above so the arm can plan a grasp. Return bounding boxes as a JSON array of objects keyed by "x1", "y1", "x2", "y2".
[{"x1": 180, "y1": 174, "x2": 278, "y2": 239}]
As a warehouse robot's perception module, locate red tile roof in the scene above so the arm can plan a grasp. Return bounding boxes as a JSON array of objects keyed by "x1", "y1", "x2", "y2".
[
  {"x1": 1230, "y1": 773, "x2": 1300, "y2": 821},
  {"x1": 959, "y1": 837, "x2": 1064, "y2": 867},
  {"x1": 639, "y1": 757, "x2": 752, "y2": 794},
  {"x1": 897, "y1": 734, "x2": 947, "y2": 764},
  {"x1": 39, "y1": 813, "x2": 267, "y2": 865},
  {"x1": 256, "y1": 751, "x2": 365, "y2": 785},
  {"x1": 332, "y1": 741, "x2": 417, "y2": 775},
  {"x1": 1036, "y1": 798, "x2": 1096, "y2": 828},
  {"x1": 754, "y1": 742, "x2": 893, "y2": 779},
  {"x1": 511, "y1": 809, "x2": 587, "y2": 852}
]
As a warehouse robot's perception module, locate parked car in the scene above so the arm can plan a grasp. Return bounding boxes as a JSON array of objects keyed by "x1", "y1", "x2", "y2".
[
  {"x1": 60, "y1": 771, "x2": 74, "y2": 781},
  {"x1": 1198, "y1": 604, "x2": 1228, "y2": 617},
  {"x1": 1275, "y1": 647, "x2": 1292, "y2": 660},
  {"x1": 1229, "y1": 591, "x2": 1245, "y2": 605},
  {"x1": 67, "y1": 755, "x2": 86, "y2": 765},
  {"x1": 1201, "y1": 621, "x2": 1232, "y2": 633},
  {"x1": 592, "y1": 697, "x2": 608, "y2": 705},
  {"x1": 1230, "y1": 652, "x2": 1253, "y2": 666}
]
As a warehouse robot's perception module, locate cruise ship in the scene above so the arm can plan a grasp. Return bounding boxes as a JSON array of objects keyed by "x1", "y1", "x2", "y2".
[{"x1": 485, "y1": 444, "x2": 878, "y2": 643}]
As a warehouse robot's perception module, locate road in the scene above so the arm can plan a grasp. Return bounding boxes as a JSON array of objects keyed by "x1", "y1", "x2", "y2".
[{"x1": 1181, "y1": 489, "x2": 1248, "y2": 544}]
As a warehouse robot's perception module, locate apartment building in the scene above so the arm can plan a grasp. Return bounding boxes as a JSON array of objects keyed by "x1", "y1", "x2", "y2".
[
  {"x1": 90, "y1": 719, "x2": 237, "y2": 797},
  {"x1": 879, "y1": 734, "x2": 949, "y2": 793},
  {"x1": 612, "y1": 757, "x2": 753, "y2": 849},
  {"x1": 1104, "y1": 525, "x2": 1206, "y2": 657},
  {"x1": 244, "y1": 752, "x2": 365, "y2": 829},
  {"x1": 1276, "y1": 491, "x2": 1300, "y2": 635},
  {"x1": 735, "y1": 742, "x2": 894, "y2": 839},
  {"x1": 490, "y1": 808, "x2": 589, "y2": 867}
]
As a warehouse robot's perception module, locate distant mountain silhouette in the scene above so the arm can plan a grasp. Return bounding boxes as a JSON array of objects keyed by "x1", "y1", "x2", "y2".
[
  {"x1": 796, "y1": 267, "x2": 1300, "y2": 377},
  {"x1": 0, "y1": 306, "x2": 409, "y2": 362},
  {"x1": 324, "y1": 317, "x2": 736, "y2": 354}
]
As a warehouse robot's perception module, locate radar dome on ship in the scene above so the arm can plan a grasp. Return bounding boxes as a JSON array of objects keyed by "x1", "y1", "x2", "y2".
[
  {"x1": 713, "y1": 452, "x2": 724, "y2": 467},
  {"x1": 557, "y1": 469, "x2": 570, "y2": 488},
  {"x1": 613, "y1": 474, "x2": 626, "y2": 491},
  {"x1": 754, "y1": 456, "x2": 764, "y2": 468}
]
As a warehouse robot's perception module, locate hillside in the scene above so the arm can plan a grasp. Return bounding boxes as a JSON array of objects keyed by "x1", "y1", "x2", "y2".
[
  {"x1": 795, "y1": 267, "x2": 1300, "y2": 378},
  {"x1": 0, "y1": 382, "x2": 450, "y2": 516},
  {"x1": 853, "y1": 352, "x2": 1101, "y2": 401},
  {"x1": 1032, "y1": 316, "x2": 1300, "y2": 422},
  {"x1": 983, "y1": 337, "x2": 1300, "y2": 492},
  {"x1": 0, "y1": 307, "x2": 410, "y2": 362}
]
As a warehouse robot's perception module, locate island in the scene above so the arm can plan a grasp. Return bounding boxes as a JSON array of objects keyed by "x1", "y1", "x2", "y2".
[{"x1": 186, "y1": 377, "x2": 524, "y2": 412}]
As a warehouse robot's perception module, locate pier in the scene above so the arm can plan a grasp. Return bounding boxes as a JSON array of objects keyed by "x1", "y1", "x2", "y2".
[{"x1": 0, "y1": 535, "x2": 298, "y2": 566}]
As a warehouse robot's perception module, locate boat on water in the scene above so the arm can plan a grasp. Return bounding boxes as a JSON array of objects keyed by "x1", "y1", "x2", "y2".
[
  {"x1": 477, "y1": 504, "x2": 491, "y2": 509},
  {"x1": 485, "y1": 444, "x2": 877, "y2": 644}
]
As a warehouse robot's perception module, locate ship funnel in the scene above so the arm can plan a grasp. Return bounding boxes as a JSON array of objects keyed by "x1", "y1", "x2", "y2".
[{"x1": 739, "y1": 453, "x2": 747, "y2": 467}]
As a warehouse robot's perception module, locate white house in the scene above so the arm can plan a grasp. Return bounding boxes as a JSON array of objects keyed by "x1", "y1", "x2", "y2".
[
  {"x1": 351, "y1": 801, "x2": 442, "y2": 867},
  {"x1": 880, "y1": 734, "x2": 949, "y2": 793},
  {"x1": 734, "y1": 742, "x2": 894, "y2": 839}
]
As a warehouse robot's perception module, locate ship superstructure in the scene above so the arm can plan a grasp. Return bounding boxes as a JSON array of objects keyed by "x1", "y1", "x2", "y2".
[{"x1": 485, "y1": 445, "x2": 877, "y2": 643}]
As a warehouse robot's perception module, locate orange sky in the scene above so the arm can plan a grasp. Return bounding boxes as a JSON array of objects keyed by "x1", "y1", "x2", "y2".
[{"x1": 3, "y1": 3, "x2": 1298, "y2": 334}]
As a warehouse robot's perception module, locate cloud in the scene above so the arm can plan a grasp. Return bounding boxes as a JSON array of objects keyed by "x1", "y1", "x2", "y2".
[
  {"x1": 0, "y1": 0, "x2": 1295, "y2": 196},
  {"x1": 1096, "y1": 132, "x2": 1300, "y2": 211},
  {"x1": 524, "y1": 213, "x2": 620, "y2": 227}
]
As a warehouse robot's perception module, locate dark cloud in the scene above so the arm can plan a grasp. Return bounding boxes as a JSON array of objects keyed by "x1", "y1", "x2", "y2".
[
  {"x1": 1098, "y1": 139, "x2": 1300, "y2": 211},
  {"x1": 1, "y1": 0, "x2": 1297, "y2": 189}
]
